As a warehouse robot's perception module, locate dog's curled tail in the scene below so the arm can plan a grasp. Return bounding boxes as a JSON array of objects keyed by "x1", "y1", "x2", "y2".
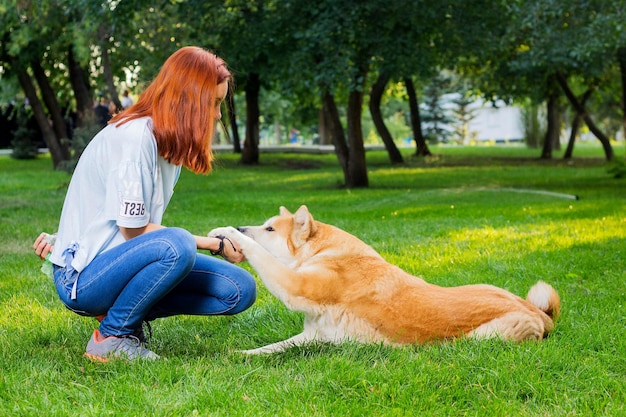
[{"x1": 526, "y1": 281, "x2": 561, "y2": 336}]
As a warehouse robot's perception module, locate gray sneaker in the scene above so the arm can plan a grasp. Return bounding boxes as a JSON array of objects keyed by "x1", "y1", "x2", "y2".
[
  {"x1": 85, "y1": 330, "x2": 160, "y2": 362},
  {"x1": 94, "y1": 315, "x2": 152, "y2": 346},
  {"x1": 132, "y1": 320, "x2": 153, "y2": 345}
]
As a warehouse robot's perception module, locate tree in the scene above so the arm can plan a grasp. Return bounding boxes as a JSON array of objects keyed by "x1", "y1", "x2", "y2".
[
  {"x1": 563, "y1": 88, "x2": 593, "y2": 159},
  {"x1": 5, "y1": 0, "x2": 625, "y2": 174},
  {"x1": 225, "y1": 89, "x2": 242, "y2": 152},
  {"x1": 540, "y1": 76, "x2": 562, "y2": 159},
  {"x1": 368, "y1": 0, "x2": 446, "y2": 158},
  {"x1": 397, "y1": 0, "x2": 511, "y2": 154},
  {"x1": 1, "y1": 0, "x2": 180, "y2": 169},
  {"x1": 276, "y1": 0, "x2": 373, "y2": 187},
  {"x1": 369, "y1": 72, "x2": 403, "y2": 164},
  {"x1": 1, "y1": 0, "x2": 73, "y2": 167},
  {"x1": 188, "y1": 0, "x2": 288, "y2": 164},
  {"x1": 495, "y1": 0, "x2": 622, "y2": 160},
  {"x1": 422, "y1": 75, "x2": 454, "y2": 144},
  {"x1": 451, "y1": 91, "x2": 478, "y2": 145},
  {"x1": 404, "y1": 77, "x2": 431, "y2": 156}
]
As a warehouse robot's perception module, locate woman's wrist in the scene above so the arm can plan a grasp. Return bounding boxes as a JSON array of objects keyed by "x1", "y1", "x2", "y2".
[
  {"x1": 195, "y1": 235, "x2": 223, "y2": 253},
  {"x1": 209, "y1": 236, "x2": 225, "y2": 256}
]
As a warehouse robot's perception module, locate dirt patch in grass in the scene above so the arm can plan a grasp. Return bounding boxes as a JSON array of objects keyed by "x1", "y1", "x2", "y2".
[
  {"x1": 407, "y1": 154, "x2": 610, "y2": 168},
  {"x1": 279, "y1": 158, "x2": 325, "y2": 170}
]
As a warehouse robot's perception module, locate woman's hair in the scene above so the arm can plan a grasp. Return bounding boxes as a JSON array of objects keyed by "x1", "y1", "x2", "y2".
[{"x1": 110, "y1": 46, "x2": 231, "y2": 174}]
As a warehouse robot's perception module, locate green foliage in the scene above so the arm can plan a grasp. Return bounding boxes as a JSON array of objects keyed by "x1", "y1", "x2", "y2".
[
  {"x1": 1, "y1": 147, "x2": 625, "y2": 416},
  {"x1": 520, "y1": 101, "x2": 546, "y2": 148},
  {"x1": 56, "y1": 122, "x2": 101, "y2": 173},
  {"x1": 421, "y1": 74, "x2": 455, "y2": 144},
  {"x1": 608, "y1": 158, "x2": 626, "y2": 178},
  {"x1": 2, "y1": 0, "x2": 625, "y2": 170},
  {"x1": 450, "y1": 82, "x2": 479, "y2": 145},
  {"x1": 8, "y1": 105, "x2": 39, "y2": 160},
  {"x1": 10, "y1": 125, "x2": 39, "y2": 159}
]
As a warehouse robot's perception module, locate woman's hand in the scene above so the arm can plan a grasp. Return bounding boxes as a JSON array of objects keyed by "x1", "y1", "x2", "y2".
[
  {"x1": 198, "y1": 235, "x2": 246, "y2": 263},
  {"x1": 33, "y1": 232, "x2": 55, "y2": 260},
  {"x1": 216, "y1": 235, "x2": 246, "y2": 263}
]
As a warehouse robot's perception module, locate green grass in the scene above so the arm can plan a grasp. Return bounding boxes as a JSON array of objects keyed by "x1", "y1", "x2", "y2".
[{"x1": 1, "y1": 144, "x2": 625, "y2": 416}]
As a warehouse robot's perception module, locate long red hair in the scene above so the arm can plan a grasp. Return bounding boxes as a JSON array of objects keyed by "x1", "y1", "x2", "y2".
[{"x1": 110, "y1": 46, "x2": 231, "y2": 174}]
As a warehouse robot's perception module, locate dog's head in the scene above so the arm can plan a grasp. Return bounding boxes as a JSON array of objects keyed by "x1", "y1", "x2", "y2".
[{"x1": 237, "y1": 205, "x2": 318, "y2": 261}]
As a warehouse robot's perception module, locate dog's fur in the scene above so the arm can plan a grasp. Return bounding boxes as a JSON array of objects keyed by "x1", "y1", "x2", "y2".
[{"x1": 210, "y1": 205, "x2": 560, "y2": 354}]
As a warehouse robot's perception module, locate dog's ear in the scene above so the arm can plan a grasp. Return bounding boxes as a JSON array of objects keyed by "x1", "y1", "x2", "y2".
[
  {"x1": 292, "y1": 205, "x2": 316, "y2": 245},
  {"x1": 279, "y1": 206, "x2": 292, "y2": 216}
]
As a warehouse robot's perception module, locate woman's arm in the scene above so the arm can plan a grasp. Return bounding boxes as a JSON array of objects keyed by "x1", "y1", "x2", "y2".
[
  {"x1": 119, "y1": 224, "x2": 245, "y2": 263},
  {"x1": 119, "y1": 223, "x2": 163, "y2": 240}
]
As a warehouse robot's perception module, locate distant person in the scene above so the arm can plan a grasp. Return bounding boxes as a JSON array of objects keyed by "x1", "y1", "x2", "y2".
[
  {"x1": 121, "y1": 89, "x2": 133, "y2": 109},
  {"x1": 33, "y1": 46, "x2": 256, "y2": 362},
  {"x1": 94, "y1": 97, "x2": 112, "y2": 128},
  {"x1": 289, "y1": 128, "x2": 299, "y2": 144}
]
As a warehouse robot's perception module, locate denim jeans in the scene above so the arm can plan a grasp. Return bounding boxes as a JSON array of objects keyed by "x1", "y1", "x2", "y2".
[{"x1": 53, "y1": 227, "x2": 257, "y2": 338}]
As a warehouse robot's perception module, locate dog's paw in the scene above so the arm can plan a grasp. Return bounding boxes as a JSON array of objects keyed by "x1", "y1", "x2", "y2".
[
  {"x1": 208, "y1": 226, "x2": 239, "y2": 239},
  {"x1": 209, "y1": 226, "x2": 258, "y2": 256}
]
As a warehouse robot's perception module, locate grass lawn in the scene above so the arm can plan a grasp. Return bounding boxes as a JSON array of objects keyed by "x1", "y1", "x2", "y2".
[{"x1": 1, "y1": 144, "x2": 624, "y2": 416}]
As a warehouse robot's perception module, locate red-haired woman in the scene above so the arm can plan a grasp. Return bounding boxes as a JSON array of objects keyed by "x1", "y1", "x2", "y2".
[{"x1": 32, "y1": 47, "x2": 256, "y2": 362}]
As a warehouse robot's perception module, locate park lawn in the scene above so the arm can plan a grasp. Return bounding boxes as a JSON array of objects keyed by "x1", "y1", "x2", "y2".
[{"x1": 0, "y1": 144, "x2": 624, "y2": 416}]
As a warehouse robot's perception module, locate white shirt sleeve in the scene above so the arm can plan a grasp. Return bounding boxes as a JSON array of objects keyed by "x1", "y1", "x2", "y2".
[{"x1": 112, "y1": 126, "x2": 158, "y2": 229}]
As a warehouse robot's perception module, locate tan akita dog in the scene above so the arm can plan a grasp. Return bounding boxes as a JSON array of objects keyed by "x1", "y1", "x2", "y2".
[{"x1": 210, "y1": 205, "x2": 560, "y2": 354}]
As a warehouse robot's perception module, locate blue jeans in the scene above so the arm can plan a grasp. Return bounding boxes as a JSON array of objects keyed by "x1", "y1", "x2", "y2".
[{"x1": 53, "y1": 228, "x2": 257, "y2": 338}]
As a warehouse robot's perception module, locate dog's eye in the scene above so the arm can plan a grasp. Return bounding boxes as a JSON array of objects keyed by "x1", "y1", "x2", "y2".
[{"x1": 265, "y1": 226, "x2": 275, "y2": 232}]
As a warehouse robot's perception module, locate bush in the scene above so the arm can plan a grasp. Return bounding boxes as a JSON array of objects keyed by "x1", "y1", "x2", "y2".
[
  {"x1": 57, "y1": 122, "x2": 101, "y2": 173},
  {"x1": 608, "y1": 158, "x2": 626, "y2": 178},
  {"x1": 10, "y1": 125, "x2": 39, "y2": 160},
  {"x1": 9, "y1": 103, "x2": 40, "y2": 160}
]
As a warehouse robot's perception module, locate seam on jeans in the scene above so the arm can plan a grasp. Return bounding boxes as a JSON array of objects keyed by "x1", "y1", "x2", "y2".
[
  {"x1": 76, "y1": 236, "x2": 187, "y2": 334},
  {"x1": 75, "y1": 237, "x2": 180, "y2": 295},
  {"x1": 189, "y1": 268, "x2": 243, "y2": 315},
  {"x1": 119, "y1": 238, "x2": 183, "y2": 332}
]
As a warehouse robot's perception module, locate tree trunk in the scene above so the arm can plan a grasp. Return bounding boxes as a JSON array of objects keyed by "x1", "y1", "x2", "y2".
[
  {"x1": 67, "y1": 46, "x2": 93, "y2": 127},
  {"x1": 556, "y1": 72, "x2": 613, "y2": 161},
  {"x1": 241, "y1": 73, "x2": 260, "y2": 164},
  {"x1": 618, "y1": 47, "x2": 626, "y2": 143},
  {"x1": 99, "y1": 26, "x2": 122, "y2": 111},
  {"x1": 226, "y1": 88, "x2": 241, "y2": 153},
  {"x1": 318, "y1": 107, "x2": 331, "y2": 145},
  {"x1": 31, "y1": 60, "x2": 70, "y2": 158},
  {"x1": 16, "y1": 69, "x2": 66, "y2": 168},
  {"x1": 321, "y1": 91, "x2": 350, "y2": 185},
  {"x1": 346, "y1": 88, "x2": 369, "y2": 188},
  {"x1": 564, "y1": 89, "x2": 592, "y2": 159},
  {"x1": 404, "y1": 77, "x2": 431, "y2": 156},
  {"x1": 552, "y1": 100, "x2": 562, "y2": 152},
  {"x1": 541, "y1": 86, "x2": 559, "y2": 159},
  {"x1": 564, "y1": 113, "x2": 580, "y2": 160},
  {"x1": 369, "y1": 72, "x2": 403, "y2": 164}
]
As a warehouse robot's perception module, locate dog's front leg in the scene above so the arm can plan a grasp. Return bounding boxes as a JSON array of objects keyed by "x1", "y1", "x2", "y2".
[
  {"x1": 240, "y1": 331, "x2": 316, "y2": 355},
  {"x1": 208, "y1": 226, "x2": 303, "y2": 307}
]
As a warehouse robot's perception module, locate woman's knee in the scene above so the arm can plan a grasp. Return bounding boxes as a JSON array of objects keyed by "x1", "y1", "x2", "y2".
[
  {"x1": 230, "y1": 270, "x2": 257, "y2": 315},
  {"x1": 156, "y1": 227, "x2": 197, "y2": 268},
  {"x1": 163, "y1": 227, "x2": 195, "y2": 249}
]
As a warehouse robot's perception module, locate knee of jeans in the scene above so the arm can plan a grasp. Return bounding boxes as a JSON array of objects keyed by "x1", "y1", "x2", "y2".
[
  {"x1": 162, "y1": 227, "x2": 196, "y2": 267},
  {"x1": 232, "y1": 271, "x2": 257, "y2": 314}
]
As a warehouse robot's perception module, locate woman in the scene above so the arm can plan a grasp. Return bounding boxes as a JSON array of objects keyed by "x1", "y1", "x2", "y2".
[{"x1": 32, "y1": 46, "x2": 257, "y2": 362}]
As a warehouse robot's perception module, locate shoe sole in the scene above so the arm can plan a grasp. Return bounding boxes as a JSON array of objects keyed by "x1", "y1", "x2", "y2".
[
  {"x1": 84, "y1": 352, "x2": 111, "y2": 363},
  {"x1": 84, "y1": 351, "x2": 160, "y2": 362}
]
